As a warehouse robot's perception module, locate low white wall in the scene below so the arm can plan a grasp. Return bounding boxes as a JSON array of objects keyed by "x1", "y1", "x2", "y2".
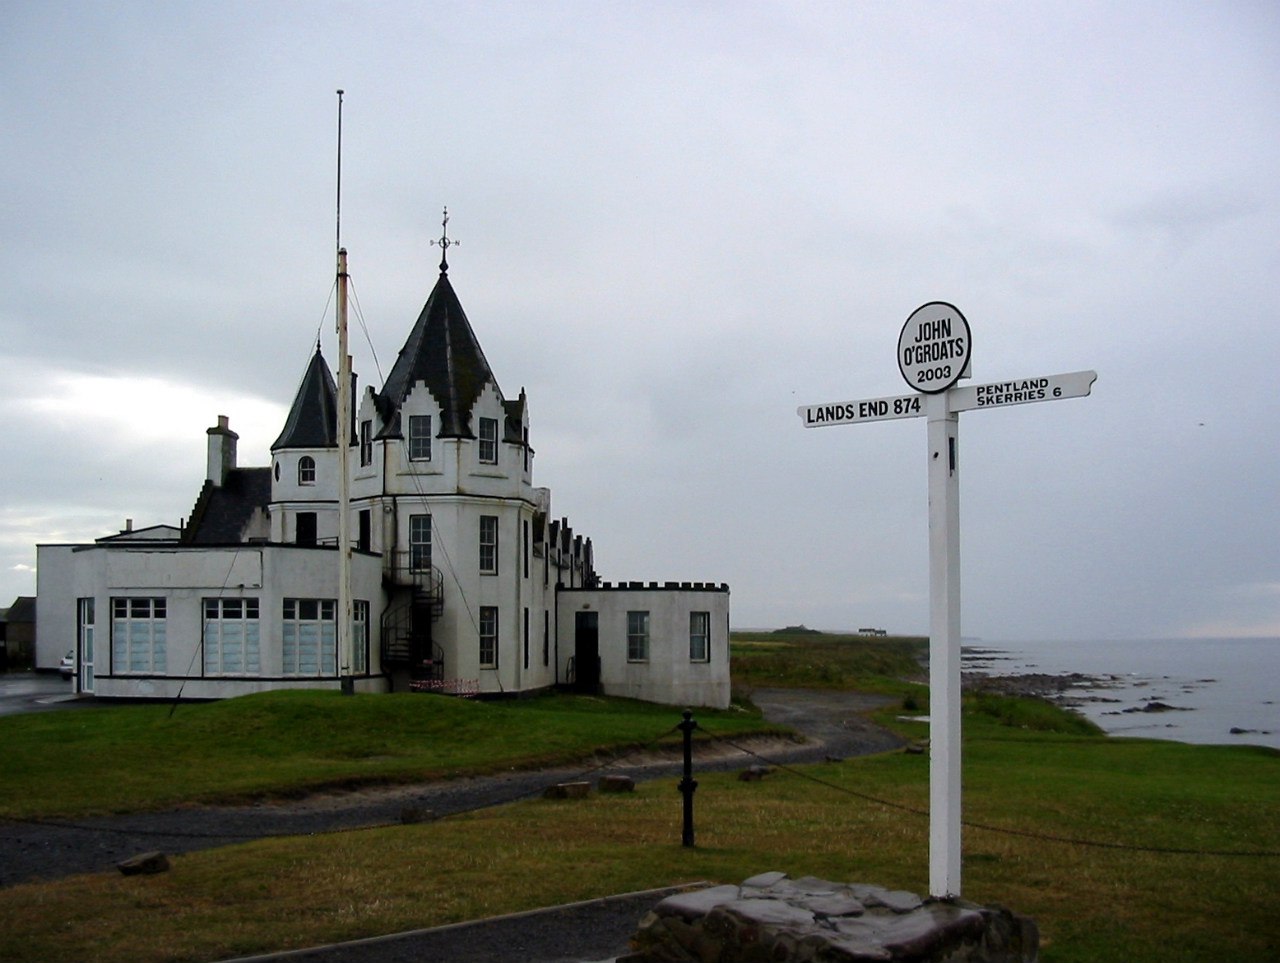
[
  {"x1": 37, "y1": 542, "x2": 385, "y2": 696},
  {"x1": 558, "y1": 584, "x2": 731, "y2": 709}
]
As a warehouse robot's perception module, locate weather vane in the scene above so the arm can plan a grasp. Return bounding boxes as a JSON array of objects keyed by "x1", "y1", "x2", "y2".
[{"x1": 430, "y1": 207, "x2": 459, "y2": 272}]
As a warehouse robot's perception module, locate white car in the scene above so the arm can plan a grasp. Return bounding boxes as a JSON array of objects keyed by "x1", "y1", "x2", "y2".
[{"x1": 59, "y1": 651, "x2": 75, "y2": 679}]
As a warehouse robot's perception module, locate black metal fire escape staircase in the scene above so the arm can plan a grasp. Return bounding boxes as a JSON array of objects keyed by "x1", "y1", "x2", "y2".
[{"x1": 380, "y1": 552, "x2": 445, "y2": 684}]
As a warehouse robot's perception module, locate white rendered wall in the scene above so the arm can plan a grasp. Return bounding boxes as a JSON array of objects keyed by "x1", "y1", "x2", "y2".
[
  {"x1": 34, "y1": 544, "x2": 76, "y2": 668},
  {"x1": 47, "y1": 543, "x2": 385, "y2": 699},
  {"x1": 557, "y1": 587, "x2": 731, "y2": 708}
]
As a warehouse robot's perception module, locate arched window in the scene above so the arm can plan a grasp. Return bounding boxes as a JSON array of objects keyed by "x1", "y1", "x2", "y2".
[{"x1": 298, "y1": 456, "x2": 316, "y2": 485}]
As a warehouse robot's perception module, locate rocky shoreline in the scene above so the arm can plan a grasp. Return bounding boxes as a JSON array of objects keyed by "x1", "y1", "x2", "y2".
[
  {"x1": 960, "y1": 652, "x2": 1278, "y2": 740},
  {"x1": 961, "y1": 667, "x2": 1208, "y2": 715}
]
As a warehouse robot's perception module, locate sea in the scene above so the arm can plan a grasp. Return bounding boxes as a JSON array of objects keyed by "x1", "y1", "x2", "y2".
[{"x1": 962, "y1": 636, "x2": 1280, "y2": 750}]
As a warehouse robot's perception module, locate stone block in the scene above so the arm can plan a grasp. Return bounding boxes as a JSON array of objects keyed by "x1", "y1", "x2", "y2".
[
  {"x1": 117, "y1": 851, "x2": 170, "y2": 876},
  {"x1": 630, "y1": 874, "x2": 1038, "y2": 963},
  {"x1": 400, "y1": 805, "x2": 433, "y2": 824},
  {"x1": 599, "y1": 774, "x2": 636, "y2": 793},
  {"x1": 738, "y1": 765, "x2": 772, "y2": 782},
  {"x1": 741, "y1": 870, "x2": 788, "y2": 889},
  {"x1": 543, "y1": 781, "x2": 591, "y2": 799}
]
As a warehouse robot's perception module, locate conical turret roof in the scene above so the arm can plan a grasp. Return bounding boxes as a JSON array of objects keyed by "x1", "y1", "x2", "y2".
[
  {"x1": 272, "y1": 346, "x2": 340, "y2": 449},
  {"x1": 377, "y1": 269, "x2": 501, "y2": 438}
]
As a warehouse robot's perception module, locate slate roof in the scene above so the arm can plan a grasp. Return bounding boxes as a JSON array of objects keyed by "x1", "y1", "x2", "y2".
[
  {"x1": 377, "y1": 270, "x2": 501, "y2": 439},
  {"x1": 4, "y1": 596, "x2": 35, "y2": 623},
  {"x1": 272, "y1": 347, "x2": 340, "y2": 450},
  {"x1": 182, "y1": 468, "x2": 273, "y2": 545}
]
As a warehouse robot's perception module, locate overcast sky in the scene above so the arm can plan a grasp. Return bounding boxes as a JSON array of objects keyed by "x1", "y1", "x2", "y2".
[{"x1": 3, "y1": 1, "x2": 1277, "y2": 642}]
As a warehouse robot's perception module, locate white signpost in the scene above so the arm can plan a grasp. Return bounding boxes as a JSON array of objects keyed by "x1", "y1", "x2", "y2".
[{"x1": 797, "y1": 301, "x2": 1096, "y2": 899}]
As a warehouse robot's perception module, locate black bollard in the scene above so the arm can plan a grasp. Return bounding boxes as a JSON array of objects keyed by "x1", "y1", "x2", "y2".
[{"x1": 678, "y1": 709, "x2": 698, "y2": 847}]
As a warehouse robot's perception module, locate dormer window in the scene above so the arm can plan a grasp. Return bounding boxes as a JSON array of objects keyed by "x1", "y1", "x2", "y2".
[
  {"x1": 478, "y1": 417, "x2": 498, "y2": 464},
  {"x1": 359, "y1": 420, "x2": 373, "y2": 467},
  {"x1": 409, "y1": 415, "x2": 432, "y2": 461},
  {"x1": 298, "y1": 456, "x2": 316, "y2": 485}
]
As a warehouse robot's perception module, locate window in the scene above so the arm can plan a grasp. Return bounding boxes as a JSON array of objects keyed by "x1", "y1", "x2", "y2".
[
  {"x1": 408, "y1": 415, "x2": 432, "y2": 461},
  {"x1": 359, "y1": 419, "x2": 373, "y2": 466},
  {"x1": 479, "y1": 606, "x2": 498, "y2": 668},
  {"x1": 689, "y1": 611, "x2": 711, "y2": 662},
  {"x1": 626, "y1": 610, "x2": 649, "y2": 662},
  {"x1": 478, "y1": 416, "x2": 498, "y2": 464},
  {"x1": 298, "y1": 455, "x2": 316, "y2": 485},
  {"x1": 523, "y1": 607, "x2": 529, "y2": 670},
  {"x1": 282, "y1": 598, "x2": 336, "y2": 676},
  {"x1": 479, "y1": 515, "x2": 498, "y2": 574},
  {"x1": 410, "y1": 514, "x2": 432, "y2": 571},
  {"x1": 112, "y1": 597, "x2": 166, "y2": 673},
  {"x1": 204, "y1": 598, "x2": 261, "y2": 675},
  {"x1": 353, "y1": 600, "x2": 369, "y2": 674},
  {"x1": 543, "y1": 610, "x2": 549, "y2": 667},
  {"x1": 296, "y1": 512, "x2": 317, "y2": 546}
]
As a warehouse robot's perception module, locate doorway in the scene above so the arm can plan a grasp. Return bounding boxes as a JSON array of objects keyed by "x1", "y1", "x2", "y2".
[
  {"x1": 77, "y1": 597, "x2": 95, "y2": 694},
  {"x1": 573, "y1": 611, "x2": 600, "y2": 694}
]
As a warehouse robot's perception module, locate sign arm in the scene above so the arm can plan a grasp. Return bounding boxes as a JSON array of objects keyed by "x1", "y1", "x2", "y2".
[{"x1": 796, "y1": 301, "x2": 1097, "y2": 902}]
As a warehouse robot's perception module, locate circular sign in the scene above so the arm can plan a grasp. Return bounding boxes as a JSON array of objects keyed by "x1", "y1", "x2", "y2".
[{"x1": 897, "y1": 301, "x2": 972, "y2": 394}]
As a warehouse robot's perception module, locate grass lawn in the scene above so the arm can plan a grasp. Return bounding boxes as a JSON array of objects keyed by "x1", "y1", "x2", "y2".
[
  {"x1": 0, "y1": 690, "x2": 777, "y2": 819},
  {"x1": 0, "y1": 631, "x2": 1276, "y2": 962}
]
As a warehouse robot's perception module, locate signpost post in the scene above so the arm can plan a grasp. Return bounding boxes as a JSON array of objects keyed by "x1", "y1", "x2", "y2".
[{"x1": 797, "y1": 301, "x2": 1096, "y2": 899}]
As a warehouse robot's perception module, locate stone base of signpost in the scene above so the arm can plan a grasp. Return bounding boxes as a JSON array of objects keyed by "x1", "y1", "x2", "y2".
[{"x1": 626, "y1": 872, "x2": 1037, "y2": 963}]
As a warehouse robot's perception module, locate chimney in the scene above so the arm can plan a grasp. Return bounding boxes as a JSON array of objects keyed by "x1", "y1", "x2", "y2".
[
  {"x1": 206, "y1": 415, "x2": 239, "y2": 487},
  {"x1": 124, "y1": 518, "x2": 133, "y2": 532}
]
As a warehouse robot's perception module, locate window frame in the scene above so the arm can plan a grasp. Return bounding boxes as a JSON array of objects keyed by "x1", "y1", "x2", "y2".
[
  {"x1": 626, "y1": 610, "x2": 650, "y2": 663},
  {"x1": 352, "y1": 599, "x2": 369, "y2": 674},
  {"x1": 409, "y1": 514, "x2": 432, "y2": 572},
  {"x1": 359, "y1": 419, "x2": 373, "y2": 467},
  {"x1": 479, "y1": 606, "x2": 499, "y2": 668},
  {"x1": 689, "y1": 611, "x2": 711, "y2": 663},
  {"x1": 111, "y1": 597, "x2": 167, "y2": 674},
  {"x1": 408, "y1": 414, "x2": 432, "y2": 462},
  {"x1": 203, "y1": 597, "x2": 261, "y2": 676},
  {"x1": 297, "y1": 455, "x2": 316, "y2": 486},
  {"x1": 479, "y1": 515, "x2": 499, "y2": 574},
  {"x1": 282, "y1": 597, "x2": 337, "y2": 677},
  {"x1": 478, "y1": 416, "x2": 498, "y2": 464}
]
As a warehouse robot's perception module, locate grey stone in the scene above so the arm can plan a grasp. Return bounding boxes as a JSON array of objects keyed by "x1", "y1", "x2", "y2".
[
  {"x1": 806, "y1": 894, "x2": 866, "y2": 918},
  {"x1": 871, "y1": 889, "x2": 925, "y2": 914},
  {"x1": 599, "y1": 774, "x2": 636, "y2": 792},
  {"x1": 654, "y1": 884, "x2": 743, "y2": 922},
  {"x1": 399, "y1": 805, "x2": 433, "y2": 824},
  {"x1": 742, "y1": 870, "x2": 789, "y2": 889},
  {"x1": 724, "y1": 898, "x2": 816, "y2": 929},
  {"x1": 738, "y1": 765, "x2": 773, "y2": 781},
  {"x1": 630, "y1": 874, "x2": 1037, "y2": 963},
  {"x1": 543, "y1": 781, "x2": 591, "y2": 799},
  {"x1": 117, "y1": 851, "x2": 169, "y2": 876}
]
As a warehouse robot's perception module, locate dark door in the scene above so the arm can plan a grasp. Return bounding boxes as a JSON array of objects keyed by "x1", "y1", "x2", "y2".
[
  {"x1": 358, "y1": 510, "x2": 371, "y2": 552},
  {"x1": 296, "y1": 512, "x2": 317, "y2": 546},
  {"x1": 574, "y1": 611, "x2": 600, "y2": 694}
]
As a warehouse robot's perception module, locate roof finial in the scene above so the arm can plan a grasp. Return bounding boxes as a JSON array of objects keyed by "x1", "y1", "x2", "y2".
[{"x1": 430, "y1": 206, "x2": 458, "y2": 274}]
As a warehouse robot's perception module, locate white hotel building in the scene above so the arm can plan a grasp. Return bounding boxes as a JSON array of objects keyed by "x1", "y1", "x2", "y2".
[{"x1": 36, "y1": 244, "x2": 730, "y2": 708}]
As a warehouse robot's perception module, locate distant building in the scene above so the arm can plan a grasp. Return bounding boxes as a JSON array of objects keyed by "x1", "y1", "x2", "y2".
[
  {"x1": 35, "y1": 241, "x2": 730, "y2": 707},
  {"x1": 1, "y1": 596, "x2": 37, "y2": 670}
]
